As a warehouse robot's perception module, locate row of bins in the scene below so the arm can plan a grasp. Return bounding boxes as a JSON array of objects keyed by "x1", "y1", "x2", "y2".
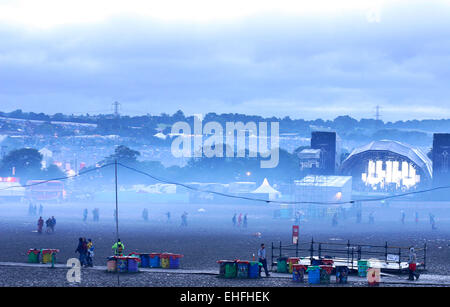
[
  {"x1": 107, "y1": 256, "x2": 141, "y2": 273},
  {"x1": 278, "y1": 257, "x2": 351, "y2": 284},
  {"x1": 27, "y1": 249, "x2": 59, "y2": 264},
  {"x1": 126, "y1": 252, "x2": 184, "y2": 269},
  {"x1": 217, "y1": 260, "x2": 262, "y2": 279}
]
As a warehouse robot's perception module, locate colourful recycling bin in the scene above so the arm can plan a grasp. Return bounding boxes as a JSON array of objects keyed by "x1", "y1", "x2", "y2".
[
  {"x1": 277, "y1": 257, "x2": 288, "y2": 273},
  {"x1": 27, "y1": 249, "x2": 40, "y2": 263},
  {"x1": 237, "y1": 261, "x2": 250, "y2": 278},
  {"x1": 319, "y1": 265, "x2": 333, "y2": 284},
  {"x1": 358, "y1": 260, "x2": 369, "y2": 277},
  {"x1": 41, "y1": 249, "x2": 59, "y2": 264},
  {"x1": 287, "y1": 257, "x2": 300, "y2": 274},
  {"x1": 116, "y1": 256, "x2": 128, "y2": 273},
  {"x1": 128, "y1": 252, "x2": 141, "y2": 266},
  {"x1": 248, "y1": 261, "x2": 262, "y2": 278},
  {"x1": 292, "y1": 264, "x2": 306, "y2": 282},
  {"x1": 107, "y1": 257, "x2": 117, "y2": 272},
  {"x1": 160, "y1": 253, "x2": 171, "y2": 269},
  {"x1": 149, "y1": 253, "x2": 161, "y2": 268},
  {"x1": 306, "y1": 265, "x2": 321, "y2": 284},
  {"x1": 127, "y1": 256, "x2": 140, "y2": 272},
  {"x1": 168, "y1": 254, "x2": 184, "y2": 269},
  {"x1": 217, "y1": 260, "x2": 237, "y2": 278},
  {"x1": 336, "y1": 266, "x2": 349, "y2": 284},
  {"x1": 139, "y1": 254, "x2": 150, "y2": 268}
]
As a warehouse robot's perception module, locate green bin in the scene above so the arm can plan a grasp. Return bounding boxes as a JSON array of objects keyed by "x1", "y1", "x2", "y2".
[
  {"x1": 225, "y1": 262, "x2": 237, "y2": 278},
  {"x1": 358, "y1": 260, "x2": 369, "y2": 277},
  {"x1": 277, "y1": 257, "x2": 288, "y2": 273},
  {"x1": 27, "y1": 249, "x2": 40, "y2": 263}
]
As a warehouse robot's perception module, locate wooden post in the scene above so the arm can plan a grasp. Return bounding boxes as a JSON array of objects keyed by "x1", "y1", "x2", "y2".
[
  {"x1": 424, "y1": 243, "x2": 427, "y2": 270},
  {"x1": 385, "y1": 242, "x2": 388, "y2": 263},
  {"x1": 318, "y1": 243, "x2": 322, "y2": 259},
  {"x1": 310, "y1": 238, "x2": 314, "y2": 262},
  {"x1": 347, "y1": 240, "x2": 350, "y2": 267}
]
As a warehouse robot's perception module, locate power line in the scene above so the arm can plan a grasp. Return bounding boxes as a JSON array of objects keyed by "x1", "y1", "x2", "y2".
[
  {"x1": 2, "y1": 161, "x2": 450, "y2": 205},
  {"x1": 0, "y1": 162, "x2": 115, "y2": 192},
  {"x1": 117, "y1": 162, "x2": 450, "y2": 205}
]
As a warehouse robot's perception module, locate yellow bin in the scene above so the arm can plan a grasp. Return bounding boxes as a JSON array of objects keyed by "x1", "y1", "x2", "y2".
[
  {"x1": 41, "y1": 249, "x2": 57, "y2": 264},
  {"x1": 160, "y1": 253, "x2": 171, "y2": 269}
]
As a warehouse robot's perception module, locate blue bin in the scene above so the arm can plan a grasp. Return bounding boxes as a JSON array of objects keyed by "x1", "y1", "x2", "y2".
[
  {"x1": 140, "y1": 254, "x2": 150, "y2": 268},
  {"x1": 149, "y1": 253, "x2": 161, "y2": 268},
  {"x1": 307, "y1": 266, "x2": 321, "y2": 284},
  {"x1": 116, "y1": 257, "x2": 128, "y2": 273},
  {"x1": 248, "y1": 262, "x2": 261, "y2": 278},
  {"x1": 169, "y1": 256, "x2": 180, "y2": 269},
  {"x1": 127, "y1": 257, "x2": 139, "y2": 272},
  {"x1": 336, "y1": 266, "x2": 349, "y2": 284}
]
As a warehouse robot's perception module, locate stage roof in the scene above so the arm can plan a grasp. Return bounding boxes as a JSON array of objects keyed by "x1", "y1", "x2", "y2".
[{"x1": 342, "y1": 140, "x2": 432, "y2": 179}]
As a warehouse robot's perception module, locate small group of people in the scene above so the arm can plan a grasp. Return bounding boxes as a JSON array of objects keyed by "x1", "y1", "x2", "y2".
[
  {"x1": 83, "y1": 208, "x2": 100, "y2": 222},
  {"x1": 75, "y1": 237, "x2": 95, "y2": 267},
  {"x1": 28, "y1": 203, "x2": 43, "y2": 216},
  {"x1": 232, "y1": 213, "x2": 248, "y2": 228},
  {"x1": 37, "y1": 216, "x2": 56, "y2": 234}
]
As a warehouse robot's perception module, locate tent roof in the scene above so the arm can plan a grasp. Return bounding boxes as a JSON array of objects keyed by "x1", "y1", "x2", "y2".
[{"x1": 251, "y1": 178, "x2": 280, "y2": 194}]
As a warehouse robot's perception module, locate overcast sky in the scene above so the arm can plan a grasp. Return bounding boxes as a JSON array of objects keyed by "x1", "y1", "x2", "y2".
[{"x1": 0, "y1": 0, "x2": 450, "y2": 121}]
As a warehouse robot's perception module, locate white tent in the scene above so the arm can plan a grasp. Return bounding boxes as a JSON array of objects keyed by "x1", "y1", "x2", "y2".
[{"x1": 251, "y1": 178, "x2": 281, "y2": 200}]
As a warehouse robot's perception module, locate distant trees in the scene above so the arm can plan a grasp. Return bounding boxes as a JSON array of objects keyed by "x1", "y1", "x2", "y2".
[
  {"x1": 0, "y1": 148, "x2": 66, "y2": 182},
  {"x1": 106, "y1": 145, "x2": 141, "y2": 164},
  {"x1": 0, "y1": 148, "x2": 42, "y2": 177}
]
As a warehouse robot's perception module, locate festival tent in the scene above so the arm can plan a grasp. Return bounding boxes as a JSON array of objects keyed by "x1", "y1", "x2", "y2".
[{"x1": 251, "y1": 178, "x2": 281, "y2": 200}]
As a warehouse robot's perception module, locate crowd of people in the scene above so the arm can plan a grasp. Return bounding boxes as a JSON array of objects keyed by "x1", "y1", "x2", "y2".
[
  {"x1": 75, "y1": 237, "x2": 95, "y2": 267},
  {"x1": 232, "y1": 213, "x2": 248, "y2": 228},
  {"x1": 37, "y1": 216, "x2": 56, "y2": 234}
]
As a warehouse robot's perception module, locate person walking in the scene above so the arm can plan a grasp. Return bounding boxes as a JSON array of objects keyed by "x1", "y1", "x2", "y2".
[
  {"x1": 415, "y1": 212, "x2": 419, "y2": 224},
  {"x1": 401, "y1": 211, "x2": 406, "y2": 225},
  {"x1": 369, "y1": 212, "x2": 375, "y2": 224},
  {"x1": 258, "y1": 243, "x2": 270, "y2": 277},
  {"x1": 75, "y1": 237, "x2": 88, "y2": 267},
  {"x1": 37, "y1": 217, "x2": 44, "y2": 234},
  {"x1": 181, "y1": 212, "x2": 188, "y2": 227},
  {"x1": 86, "y1": 239, "x2": 94, "y2": 267},
  {"x1": 232, "y1": 213, "x2": 237, "y2": 227},
  {"x1": 112, "y1": 239, "x2": 125, "y2": 256},
  {"x1": 50, "y1": 216, "x2": 56, "y2": 232},
  {"x1": 166, "y1": 211, "x2": 171, "y2": 223},
  {"x1": 142, "y1": 208, "x2": 149, "y2": 221},
  {"x1": 407, "y1": 247, "x2": 420, "y2": 281},
  {"x1": 45, "y1": 217, "x2": 52, "y2": 234},
  {"x1": 332, "y1": 213, "x2": 338, "y2": 227},
  {"x1": 83, "y1": 208, "x2": 88, "y2": 222},
  {"x1": 243, "y1": 214, "x2": 248, "y2": 228}
]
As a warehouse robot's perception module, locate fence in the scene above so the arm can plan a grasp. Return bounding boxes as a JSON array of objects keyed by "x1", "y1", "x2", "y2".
[{"x1": 271, "y1": 238, "x2": 427, "y2": 272}]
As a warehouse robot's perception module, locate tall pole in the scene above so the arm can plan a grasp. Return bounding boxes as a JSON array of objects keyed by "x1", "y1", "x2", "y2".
[
  {"x1": 114, "y1": 159, "x2": 120, "y2": 286},
  {"x1": 115, "y1": 159, "x2": 119, "y2": 240}
]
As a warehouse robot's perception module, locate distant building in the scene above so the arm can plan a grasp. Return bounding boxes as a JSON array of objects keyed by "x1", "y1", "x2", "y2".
[
  {"x1": 310, "y1": 131, "x2": 341, "y2": 175},
  {"x1": 432, "y1": 133, "x2": 450, "y2": 188},
  {"x1": 293, "y1": 175, "x2": 352, "y2": 203},
  {"x1": 298, "y1": 148, "x2": 321, "y2": 171}
]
